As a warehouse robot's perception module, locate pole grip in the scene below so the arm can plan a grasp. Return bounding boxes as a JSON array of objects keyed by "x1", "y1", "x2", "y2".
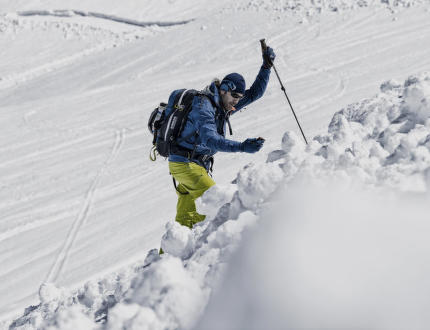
[{"x1": 260, "y1": 39, "x2": 267, "y2": 53}]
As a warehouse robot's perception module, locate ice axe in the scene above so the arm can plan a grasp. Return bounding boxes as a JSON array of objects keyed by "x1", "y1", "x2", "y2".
[{"x1": 260, "y1": 39, "x2": 308, "y2": 145}]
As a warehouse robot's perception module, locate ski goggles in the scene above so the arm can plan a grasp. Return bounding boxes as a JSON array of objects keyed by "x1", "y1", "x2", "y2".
[{"x1": 230, "y1": 91, "x2": 244, "y2": 100}]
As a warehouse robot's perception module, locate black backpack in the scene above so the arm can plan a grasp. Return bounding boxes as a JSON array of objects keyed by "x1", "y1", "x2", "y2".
[{"x1": 148, "y1": 89, "x2": 199, "y2": 160}]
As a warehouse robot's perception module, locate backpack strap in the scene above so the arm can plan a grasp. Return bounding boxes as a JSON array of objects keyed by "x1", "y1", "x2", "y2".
[
  {"x1": 226, "y1": 114, "x2": 233, "y2": 135},
  {"x1": 176, "y1": 92, "x2": 209, "y2": 146},
  {"x1": 176, "y1": 89, "x2": 189, "y2": 109}
]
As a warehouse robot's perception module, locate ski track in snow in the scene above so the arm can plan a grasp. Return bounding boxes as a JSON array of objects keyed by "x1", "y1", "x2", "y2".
[
  {"x1": 0, "y1": 214, "x2": 66, "y2": 244},
  {"x1": 16, "y1": 10, "x2": 194, "y2": 28},
  {"x1": 0, "y1": 130, "x2": 109, "y2": 175},
  {"x1": 0, "y1": 44, "x2": 115, "y2": 90},
  {"x1": 299, "y1": 73, "x2": 348, "y2": 116},
  {"x1": 0, "y1": 11, "x2": 193, "y2": 90},
  {"x1": 0, "y1": 130, "x2": 116, "y2": 243},
  {"x1": 44, "y1": 129, "x2": 125, "y2": 284}
]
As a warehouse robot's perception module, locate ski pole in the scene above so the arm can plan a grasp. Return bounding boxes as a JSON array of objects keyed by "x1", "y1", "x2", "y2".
[{"x1": 260, "y1": 39, "x2": 308, "y2": 145}]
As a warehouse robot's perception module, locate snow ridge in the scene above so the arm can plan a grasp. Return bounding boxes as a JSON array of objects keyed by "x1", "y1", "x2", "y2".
[
  {"x1": 7, "y1": 72, "x2": 430, "y2": 329},
  {"x1": 16, "y1": 10, "x2": 194, "y2": 28}
]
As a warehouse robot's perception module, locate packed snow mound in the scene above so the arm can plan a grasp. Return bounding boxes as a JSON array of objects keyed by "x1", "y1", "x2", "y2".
[
  {"x1": 304, "y1": 72, "x2": 430, "y2": 191},
  {"x1": 7, "y1": 73, "x2": 430, "y2": 329}
]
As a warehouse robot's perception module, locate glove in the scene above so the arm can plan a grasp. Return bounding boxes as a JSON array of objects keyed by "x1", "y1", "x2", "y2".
[
  {"x1": 262, "y1": 47, "x2": 276, "y2": 69},
  {"x1": 240, "y1": 138, "x2": 265, "y2": 153}
]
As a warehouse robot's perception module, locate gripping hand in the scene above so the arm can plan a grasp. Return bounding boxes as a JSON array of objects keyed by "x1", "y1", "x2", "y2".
[
  {"x1": 262, "y1": 47, "x2": 276, "y2": 69},
  {"x1": 240, "y1": 138, "x2": 265, "y2": 153}
]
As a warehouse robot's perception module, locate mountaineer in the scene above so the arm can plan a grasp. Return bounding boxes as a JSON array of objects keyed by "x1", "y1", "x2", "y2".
[{"x1": 156, "y1": 47, "x2": 275, "y2": 228}]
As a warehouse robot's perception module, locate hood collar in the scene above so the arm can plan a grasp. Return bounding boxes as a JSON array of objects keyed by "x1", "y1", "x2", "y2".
[{"x1": 201, "y1": 81, "x2": 221, "y2": 108}]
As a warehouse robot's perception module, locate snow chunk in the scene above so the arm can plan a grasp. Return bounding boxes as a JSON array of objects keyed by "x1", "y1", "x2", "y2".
[
  {"x1": 160, "y1": 221, "x2": 194, "y2": 259},
  {"x1": 39, "y1": 282, "x2": 66, "y2": 304},
  {"x1": 207, "y1": 211, "x2": 258, "y2": 250},
  {"x1": 45, "y1": 306, "x2": 94, "y2": 330},
  {"x1": 107, "y1": 304, "x2": 163, "y2": 330},
  {"x1": 236, "y1": 162, "x2": 284, "y2": 210},
  {"x1": 380, "y1": 78, "x2": 402, "y2": 93},
  {"x1": 281, "y1": 131, "x2": 306, "y2": 154},
  {"x1": 402, "y1": 75, "x2": 430, "y2": 123},
  {"x1": 195, "y1": 184, "x2": 237, "y2": 221},
  {"x1": 126, "y1": 256, "x2": 206, "y2": 330}
]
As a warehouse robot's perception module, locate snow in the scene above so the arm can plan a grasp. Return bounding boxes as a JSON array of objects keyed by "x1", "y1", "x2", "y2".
[
  {"x1": 197, "y1": 186, "x2": 430, "y2": 330},
  {"x1": 160, "y1": 222, "x2": 194, "y2": 259},
  {"x1": 2, "y1": 0, "x2": 430, "y2": 329},
  {"x1": 6, "y1": 72, "x2": 430, "y2": 329}
]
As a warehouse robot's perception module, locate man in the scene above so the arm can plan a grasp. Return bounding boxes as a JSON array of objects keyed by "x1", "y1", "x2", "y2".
[{"x1": 168, "y1": 47, "x2": 276, "y2": 228}]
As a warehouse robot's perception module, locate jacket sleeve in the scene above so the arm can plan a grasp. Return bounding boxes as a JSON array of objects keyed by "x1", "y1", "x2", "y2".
[
  {"x1": 197, "y1": 98, "x2": 242, "y2": 153},
  {"x1": 234, "y1": 66, "x2": 271, "y2": 111}
]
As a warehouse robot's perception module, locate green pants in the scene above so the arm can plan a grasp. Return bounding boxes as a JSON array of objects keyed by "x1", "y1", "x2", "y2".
[{"x1": 169, "y1": 161, "x2": 215, "y2": 228}]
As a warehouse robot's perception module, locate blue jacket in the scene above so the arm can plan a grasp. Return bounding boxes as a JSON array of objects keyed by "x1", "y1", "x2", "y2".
[{"x1": 168, "y1": 66, "x2": 271, "y2": 168}]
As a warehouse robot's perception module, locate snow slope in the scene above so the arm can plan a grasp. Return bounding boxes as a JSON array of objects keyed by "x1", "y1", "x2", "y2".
[
  {"x1": 1, "y1": 0, "x2": 430, "y2": 327},
  {"x1": 7, "y1": 72, "x2": 430, "y2": 330}
]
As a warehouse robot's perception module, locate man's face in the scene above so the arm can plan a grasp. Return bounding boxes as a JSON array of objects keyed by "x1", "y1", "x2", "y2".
[{"x1": 220, "y1": 90, "x2": 244, "y2": 111}]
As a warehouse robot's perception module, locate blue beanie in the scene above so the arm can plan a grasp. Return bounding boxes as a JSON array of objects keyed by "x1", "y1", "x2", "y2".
[{"x1": 221, "y1": 73, "x2": 246, "y2": 94}]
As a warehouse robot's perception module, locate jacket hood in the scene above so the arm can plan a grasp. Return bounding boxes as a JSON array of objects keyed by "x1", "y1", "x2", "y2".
[{"x1": 202, "y1": 80, "x2": 222, "y2": 109}]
